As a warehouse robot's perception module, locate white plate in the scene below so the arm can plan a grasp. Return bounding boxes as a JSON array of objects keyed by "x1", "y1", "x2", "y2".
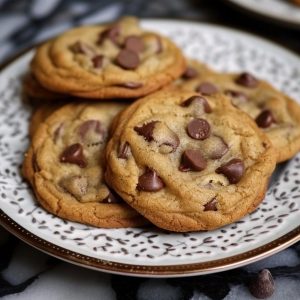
[
  {"x1": 0, "y1": 20, "x2": 300, "y2": 277},
  {"x1": 226, "y1": 0, "x2": 300, "y2": 28}
]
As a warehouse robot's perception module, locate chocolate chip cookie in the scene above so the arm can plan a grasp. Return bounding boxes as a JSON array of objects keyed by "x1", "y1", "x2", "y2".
[
  {"x1": 179, "y1": 71, "x2": 300, "y2": 162},
  {"x1": 23, "y1": 102, "x2": 147, "y2": 228},
  {"x1": 105, "y1": 90, "x2": 276, "y2": 232},
  {"x1": 31, "y1": 17, "x2": 186, "y2": 99}
]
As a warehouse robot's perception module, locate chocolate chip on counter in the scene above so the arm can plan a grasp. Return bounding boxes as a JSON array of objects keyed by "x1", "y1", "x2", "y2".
[
  {"x1": 216, "y1": 158, "x2": 244, "y2": 184},
  {"x1": 118, "y1": 142, "x2": 130, "y2": 159},
  {"x1": 70, "y1": 41, "x2": 95, "y2": 57},
  {"x1": 179, "y1": 149, "x2": 207, "y2": 172},
  {"x1": 235, "y1": 72, "x2": 258, "y2": 88},
  {"x1": 98, "y1": 25, "x2": 120, "y2": 45},
  {"x1": 204, "y1": 198, "x2": 218, "y2": 211},
  {"x1": 196, "y1": 82, "x2": 219, "y2": 95},
  {"x1": 224, "y1": 89, "x2": 248, "y2": 104},
  {"x1": 205, "y1": 136, "x2": 229, "y2": 159},
  {"x1": 116, "y1": 82, "x2": 143, "y2": 89},
  {"x1": 78, "y1": 120, "x2": 103, "y2": 140},
  {"x1": 181, "y1": 95, "x2": 212, "y2": 113},
  {"x1": 134, "y1": 121, "x2": 158, "y2": 142},
  {"x1": 182, "y1": 67, "x2": 199, "y2": 79},
  {"x1": 124, "y1": 35, "x2": 144, "y2": 53},
  {"x1": 115, "y1": 49, "x2": 140, "y2": 70},
  {"x1": 60, "y1": 143, "x2": 87, "y2": 168},
  {"x1": 92, "y1": 55, "x2": 103, "y2": 68},
  {"x1": 102, "y1": 191, "x2": 122, "y2": 203},
  {"x1": 187, "y1": 118, "x2": 211, "y2": 140},
  {"x1": 137, "y1": 168, "x2": 165, "y2": 192},
  {"x1": 247, "y1": 269, "x2": 275, "y2": 299},
  {"x1": 255, "y1": 110, "x2": 276, "y2": 128}
]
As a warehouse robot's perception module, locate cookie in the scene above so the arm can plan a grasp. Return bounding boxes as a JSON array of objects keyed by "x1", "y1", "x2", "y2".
[
  {"x1": 179, "y1": 70, "x2": 300, "y2": 162},
  {"x1": 31, "y1": 17, "x2": 186, "y2": 99},
  {"x1": 23, "y1": 102, "x2": 147, "y2": 228},
  {"x1": 105, "y1": 90, "x2": 276, "y2": 232}
]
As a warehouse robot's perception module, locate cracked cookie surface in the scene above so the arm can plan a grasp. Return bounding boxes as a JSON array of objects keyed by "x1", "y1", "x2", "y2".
[
  {"x1": 179, "y1": 69, "x2": 300, "y2": 162},
  {"x1": 23, "y1": 102, "x2": 147, "y2": 228},
  {"x1": 105, "y1": 90, "x2": 276, "y2": 232},
  {"x1": 31, "y1": 17, "x2": 186, "y2": 99}
]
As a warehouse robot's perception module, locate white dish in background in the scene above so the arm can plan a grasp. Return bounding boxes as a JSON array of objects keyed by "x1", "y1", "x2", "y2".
[
  {"x1": 0, "y1": 20, "x2": 300, "y2": 277},
  {"x1": 226, "y1": 0, "x2": 300, "y2": 28}
]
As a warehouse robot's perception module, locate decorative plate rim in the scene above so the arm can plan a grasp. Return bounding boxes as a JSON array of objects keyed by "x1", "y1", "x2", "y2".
[
  {"x1": 225, "y1": 0, "x2": 300, "y2": 29},
  {"x1": 0, "y1": 20, "x2": 300, "y2": 277}
]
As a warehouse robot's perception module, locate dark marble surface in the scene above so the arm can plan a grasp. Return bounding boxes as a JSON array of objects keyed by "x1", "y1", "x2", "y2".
[{"x1": 0, "y1": 0, "x2": 299, "y2": 299}]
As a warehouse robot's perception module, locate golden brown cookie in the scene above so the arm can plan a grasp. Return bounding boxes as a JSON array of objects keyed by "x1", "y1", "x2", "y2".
[
  {"x1": 23, "y1": 102, "x2": 147, "y2": 228},
  {"x1": 31, "y1": 17, "x2": 186, "y2": 99},
  {"x1": 179, "y1": 71, "x2": 300, "y2": 162},
  {"x1": 105, "y1": 90, "x2": 276, "y2": 232}
]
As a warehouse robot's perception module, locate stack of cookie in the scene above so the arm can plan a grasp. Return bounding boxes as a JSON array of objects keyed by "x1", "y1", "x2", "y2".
[{"x1": 23, "y1": 17, "x2": 300, "y2": 232}]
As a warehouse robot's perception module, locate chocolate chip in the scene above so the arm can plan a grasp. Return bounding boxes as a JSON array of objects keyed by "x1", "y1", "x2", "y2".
[
  {"x1": 187, "y1": 118, "x2": 210, "y2": 140},
  {"x1": 255, "y1": 110, "x2": 276, "y2": 128},
  {"x1": 196, "y1": 82, "x2": 219, "y2": 95},
  {"x1": 118, "y1": 142, "x2": 130, "y2": 159},
  {"x1": 60, "y1": 143, "x2": 87, "y2": 168},
  {"x1": 181, "y1": 95, "x2": 212, "y2": 113},
  {"x1": 137, "y1": 168, "x2": 165, "y2": 192},
  {"x1": 216, "y1": 158, "x2": 244, "y2": 184},
  {"x1": 115, "y1": 49, "x2": 139, "y2": 70},
  {"x1": 92, "y1": 55, "x2": 103, "y2": 68},
  {"x1": 247, "y1": 269, "x2": 275, "y2": 299},
  {"x1": 116, "y1": 82, "x2": 143, "y2": 89},
  {"x1": 124, "y1": 35, "x2": 144, "y2": 53},
  {"x1": 134, "y1": 121, "x2": 158, "y2": 142},
  {"x1": 204, "y1": 198, "x2": 218, "y2": 211},
  {"x1": 182, "y1": 67, "x2": 199, "y2": 79},
  {"x1": 102, "y1": 190, "x2": 122, "y2": 203},
  {"x1": 235, "y1": 72, "x2": 258, "y2": 88},
  {"x1": 179, "y1": 149, "x2": 207, "y2": 172},
  {"x1": 224, "y1": 90, "x2": 248, "y2": 104},
  {"x1": 205, "y1": 135, "x2": 229, "y2": 159},
  {"x1": 70, "y1": 41, "x2": 95, "y2": 57},
  {"x1": 78, "y1": 120, "x2": 103, "y2": 140},
  {"x1": 98, "y1": 25, "x2": 120, "y2": 45}
]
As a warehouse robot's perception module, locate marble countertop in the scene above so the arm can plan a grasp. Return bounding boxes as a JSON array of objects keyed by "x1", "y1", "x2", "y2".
[{"x1": 0, "y1": 0, "x2": 299, "y2": 299}]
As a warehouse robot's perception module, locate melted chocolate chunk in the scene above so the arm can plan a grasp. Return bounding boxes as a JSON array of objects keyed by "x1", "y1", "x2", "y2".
[
  {"x1": 98, "y1": 25, "x2": 120, "y2": 45},
  {"x1": 207, "y1": 136, "x2": 229, "y2": 159},
  {"x1": 187, "y1": 118, "x2": 211, "y2": 140},
  {"x1": 118, "y1": 142, "x2": 130, "y2": 159},
  {"x1": 204, "y1": 198, "x2": 218, "y2": 211},
  {"x1": 116, "y1": 82, "x2": 143, "y2": 89},
  {"x1": 60, "y1": 143, "x2": 87, "y2": 168},
  {"x1": 224, "y1": 90, "x2": 248, "y2": 104},
  {"x1": 181, "y1": 95, "x2": 212, "y2": 113},
  {"x1": 78, "y1": 120, "x2": 103, "y2": 140},
  {"x1": 196, "y1": 82, "x2": 219, "y2": 95},
  {"x1": 235, "y1": 72, "x2": 258, "y2": 88},
  {"x1": 179, "y1": 149, "x2": 207, "y2": 172},
  {"x1": 182, "y1": 67, "x2": 199, "y2": 79},
  {"x1": 92, "y1": 55, "x2": 103, "y2": 68},
  {"x1": 216, "y1": 158, "x2": 244, "y2": 184},
  {"x1": 116, "y1": 49, "x2": 139, "y2": 70},
  {"x1": 134, "y1": 121, "x2": 158, "y2": 142},
  {"x1": 124, "y1": 35, "x2": 144, "y2": 53},
  {"x1": 137, "y1": 168, "x2": 165, "y2": 192},
  {"x1": 70, "y1": 41, "x2": 95, "y2": 57},
  {"x1": 255, "y1": 110, "x2": 276, "y2": 128},
  {"x1": 102, "y1": 191, "x2": 122, "y2": 203}
]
